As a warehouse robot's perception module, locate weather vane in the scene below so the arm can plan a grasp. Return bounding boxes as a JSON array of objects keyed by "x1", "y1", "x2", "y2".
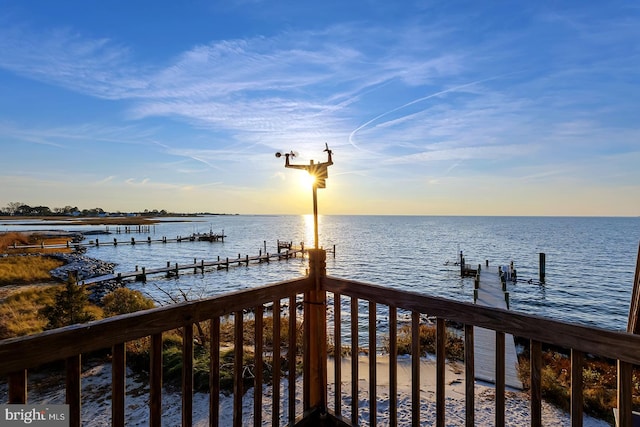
[{"x1": 276, "y1": 144, "x2": 333, "y2": 249}]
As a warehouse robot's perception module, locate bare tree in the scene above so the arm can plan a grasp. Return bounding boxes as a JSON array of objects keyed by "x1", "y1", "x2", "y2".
[
  {"x1": 144, "y1": 283, "x2": 208, "y2": 344},
  {"x1": 3, "y1": 201, "x2": 24, "y2": 215}
]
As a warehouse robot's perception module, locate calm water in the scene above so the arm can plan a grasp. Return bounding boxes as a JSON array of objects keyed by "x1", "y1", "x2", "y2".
[{"x1": 3, "y1": 215, "x2": 639, "y2": 331}]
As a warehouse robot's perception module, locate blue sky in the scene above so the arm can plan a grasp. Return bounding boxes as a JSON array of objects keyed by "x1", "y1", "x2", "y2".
[{"x1": 1, "y1": 0, "x2": 639, "y2": 215}]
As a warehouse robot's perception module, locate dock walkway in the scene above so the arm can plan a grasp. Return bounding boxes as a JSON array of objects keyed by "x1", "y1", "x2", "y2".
[
  {"x1": 79, "y1": 248, "x2": 305, "y2": 287},
  {"x1": 6, "y1": 234, "x2": 226, "y2": 250},
  {"x1": 472, "y1": 263, "x2": 522, "y2": 390}
]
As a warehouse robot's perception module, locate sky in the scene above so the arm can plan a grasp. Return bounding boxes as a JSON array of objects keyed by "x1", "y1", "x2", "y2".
[{"x1": 0, "y1": 1, "x2": 639, "y2": 216}]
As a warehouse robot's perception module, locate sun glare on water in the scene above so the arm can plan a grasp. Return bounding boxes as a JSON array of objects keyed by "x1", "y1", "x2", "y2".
[{"x1": 303, "y1": 213, "x2": 315, "y2": 245}]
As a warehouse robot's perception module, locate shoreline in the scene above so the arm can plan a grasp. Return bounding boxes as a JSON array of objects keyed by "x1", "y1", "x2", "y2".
[{"x1": 0, "y1": 214, "x2": 238, "y2": 227}]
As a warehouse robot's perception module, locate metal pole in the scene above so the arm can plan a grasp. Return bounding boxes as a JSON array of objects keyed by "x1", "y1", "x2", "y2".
[{"x1": 312, "y1": 184, "x2": 319, "y2": 249}]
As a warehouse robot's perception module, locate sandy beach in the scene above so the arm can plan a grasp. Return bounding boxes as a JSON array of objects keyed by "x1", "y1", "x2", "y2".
[{"x1": 0, "y1": 354, "x2": 611, "y2": 426}]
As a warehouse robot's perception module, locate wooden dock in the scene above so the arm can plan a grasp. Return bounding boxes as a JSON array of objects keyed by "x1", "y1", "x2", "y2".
[
  {"x1": 6, "y1": 234, "x2": 226, "y2": 250},
  {"x1": 465, "y1": 259, "x2": 522, "y2": 390},
  {"x1": 79, "y1": 248, "x2": 305, "y2": 287}
]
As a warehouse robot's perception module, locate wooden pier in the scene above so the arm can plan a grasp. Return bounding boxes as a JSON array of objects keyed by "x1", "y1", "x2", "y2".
[
  {"x1": 6, "y1": 234, "x2": 226, "y2": 251},
  {"x1": 79, "y1": 247, "x2": 305, "y2": 287},
  {"x1": 463, "y1": 255, "x2": 522, "y2": 390}
]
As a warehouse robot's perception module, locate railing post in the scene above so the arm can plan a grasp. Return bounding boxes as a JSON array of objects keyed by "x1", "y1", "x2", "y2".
[
  {"x1": 150, "y1": 333, "x2": 163, "y2": 427},
  {"x1": 112, "y1": 343, "x2": 125, "y2": 427},
  {"x1": 66, "y1": 355, "x2": 81, "y2": 427},
  {"x1": 304, "y1": 248, "x2": 327, "y2": 415},
  {"x1": 8, "y1": 369, "x2": 27, "y2": 403}
]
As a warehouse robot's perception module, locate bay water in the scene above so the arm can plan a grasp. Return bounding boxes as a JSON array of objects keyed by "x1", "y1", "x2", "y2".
[{"x1": 3, "y1": 215, "x2": 639, "y2": 331}]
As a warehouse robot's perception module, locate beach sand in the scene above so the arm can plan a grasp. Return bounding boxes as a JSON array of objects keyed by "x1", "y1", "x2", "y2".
[
  {"x1": 326, "y1": 355, "x2": 610, "y2": 426},
  {"x1": 0, "y1": 355, "x2": 611, "y2": 426}
]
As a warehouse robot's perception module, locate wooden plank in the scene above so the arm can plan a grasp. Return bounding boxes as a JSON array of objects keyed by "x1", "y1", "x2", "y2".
[
  {"x1": 436, "y1": 318, "x2": 445, "y2": 427},
  {"x1": 464, "y1": 325, "x2": 475, "y2": 427},
  {"x1": 272, "y1": 299, "x2": 281, "y2": 427},
  {"x1": 149, "y1": 333, "x2": 162, "y2": 427},
  {"x1": 209, "y1": 317, "x2": 220, "y2": 427},
  {"x1": 303, "y1": 292, "x2": 310, "y2": 410},
  {"x1": 288, "y1": 294, "x2": 296, "y2": 423},
  {"x1": 570, "y1": 349, "x2": 584, "y2": 427},
  {"x1": 411, "y1": 311, "x2": 420, "y2": 427},
  {"x1": 8, "y1": 370, "x2": 27, "y2": 404},
  {"x1": 182, "y1": 324, "x2": 194, "y2": 427},
  {"x1": 334, "y1": 292, "x2": 342, "y2": 417},
  {"x1": 66, "y1": 355, "x2": 81, "y2": 427},
  {"x1": 389, "y1": 306, "x2": 398, "y2": 427},
  {"x1": 472, "y1": 326, "x2": 522, "y2": 389},
  {"x1": 618, "y1": 360, "x2": 633, "y2": 427},
  {"x1": 112, "y1": 343, "x2": 126, "y2": 427},
  {"x1": 627, "y1": 242, "x2": 640, "y2": 334},
  {"x1": 233, "y1": 312, "x2": 243, "y2": 427},
  {"x1": 350, "y1": 297, "x2": 359, "y2": 425},
  {"x1": 495, "y1": 332, "x2": 505, "y2": 427},
  {"x1": 530, "y1": 340, "x2": 542, "y2": 427},
  {"x1": 369, "y1": 301, "x2": 377, "y2": 426},
  {"x1": 254, "y1": 305, "x2": 264, "y2": 426}
]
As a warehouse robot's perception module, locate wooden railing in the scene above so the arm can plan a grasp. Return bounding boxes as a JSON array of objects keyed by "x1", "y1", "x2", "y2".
[
  {"x1": 323, "y1": 276, "x2": 640, "y2": 426},
  {"x1": 1, "y1": 248, "x2": 640, "y2": 426},
  {"x1": 0, "y1": 276, "x2": 315, "y2": 427}
]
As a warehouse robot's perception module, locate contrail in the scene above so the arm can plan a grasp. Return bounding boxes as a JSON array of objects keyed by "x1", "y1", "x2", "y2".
[{"x1": 348, "y1": 73, "x2": 516, "y2": 152}]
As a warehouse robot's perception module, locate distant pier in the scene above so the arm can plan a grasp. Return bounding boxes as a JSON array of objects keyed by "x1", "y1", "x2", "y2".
[
  {"x1": 461, "y1": 253, "x2": 522, "y2": 390},
  {"x1": 7, "y1": 233, "x2": 226, "y2": 250},
  {"x1": 79, "y1": 245, "x2": 306, "y2": 287}
]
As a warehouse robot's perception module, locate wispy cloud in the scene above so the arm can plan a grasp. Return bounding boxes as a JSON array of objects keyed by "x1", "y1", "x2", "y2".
[
  {"x1": 0, "y1": 26, "x2": 146, "y2": 99},
  {"x1": 1, "y1": 2, "x2": 639, "y2": 214}
]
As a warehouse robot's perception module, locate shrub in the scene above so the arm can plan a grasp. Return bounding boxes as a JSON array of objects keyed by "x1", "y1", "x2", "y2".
[
  {"x1": 40, "y1": 281, "x2": 102, "y2": 329},
  {"x1": 101, "y1": 288, "x2": 155, "y2": 316},
  {"x1": 391, "y1": 323, "x2": 465, "y2": 360}
]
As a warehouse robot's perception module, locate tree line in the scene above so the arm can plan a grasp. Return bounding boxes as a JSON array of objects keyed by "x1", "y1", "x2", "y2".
[{"x1": 1, "y1": 201, "x2": 168, "y2": 217}]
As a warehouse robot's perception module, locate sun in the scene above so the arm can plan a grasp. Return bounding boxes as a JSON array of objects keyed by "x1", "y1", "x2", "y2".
[{"x1": 299, "y1": 172, "x2": 317, "y2": 188}]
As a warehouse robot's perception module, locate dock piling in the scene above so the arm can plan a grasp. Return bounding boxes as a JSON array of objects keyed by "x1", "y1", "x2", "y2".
[{"x1": 539, "y1": 253, "x2": 546, "y2": 284}]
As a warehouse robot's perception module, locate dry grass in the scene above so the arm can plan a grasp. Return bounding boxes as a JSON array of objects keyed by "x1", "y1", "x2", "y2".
[
  {"x1": 0, "y1": 285, "x2": 60, "y2": 339},
  {"x1": 0, "y1": 232, "x2": 31, "y2": 252},
  {"x1": 517, "y1": 348, "x2": 640, "y2": 423},
  {"x1": 0, "y1": 232, "x2": 73, "y2": 254},
  {"x1": 0, "y1": 255, "x2": 64, "y2": 286}
]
